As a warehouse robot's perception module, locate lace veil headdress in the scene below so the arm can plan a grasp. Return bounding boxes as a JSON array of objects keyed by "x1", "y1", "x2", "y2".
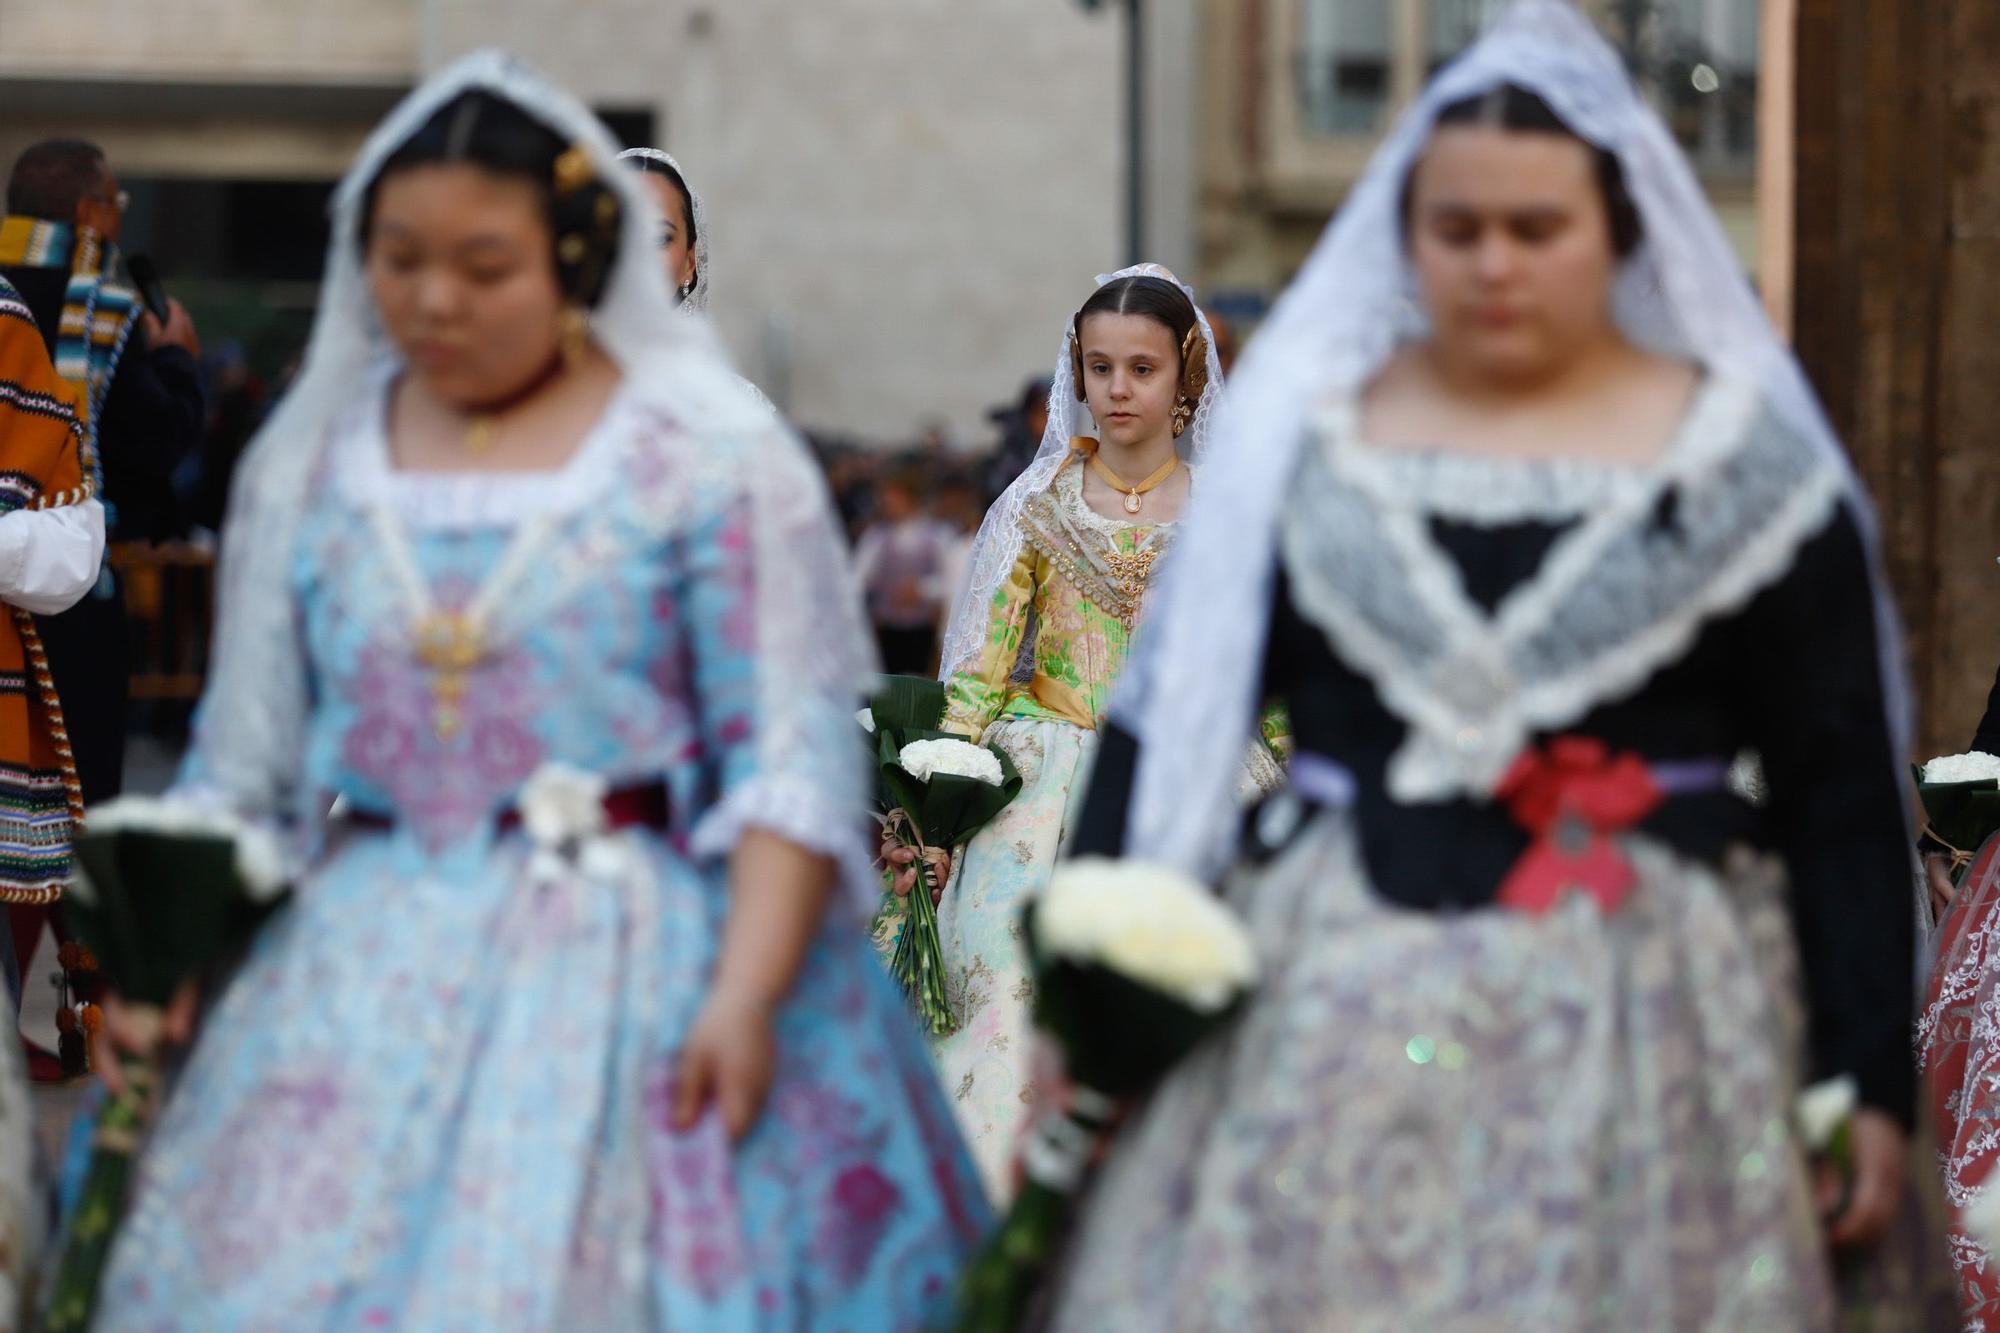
[
  {"x1": 616, "y1": 147, "x2": 713, "y2": 312},
  {"x1": 937, "y1": 262, "x2": 1226, "y2": 682},
  {"x1": 184, "y1": 52, "x2": 879, "y2": 909},
  {"x1": 1115, "y1": 0, "x2": 1911, "y2": 879}
]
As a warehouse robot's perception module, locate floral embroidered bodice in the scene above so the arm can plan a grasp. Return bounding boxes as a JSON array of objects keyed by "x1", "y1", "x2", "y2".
[
  {"x1": 943, "y1": 460, "x2": 1179, "y2": 740},
  {"x1": 256, "y1": 379, "x2": 765, "y2": 859}
]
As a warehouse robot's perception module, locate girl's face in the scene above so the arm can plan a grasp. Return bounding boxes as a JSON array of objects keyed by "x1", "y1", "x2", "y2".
[
  {"x1": 640, "y1": 172, "x2": 698, "y2": 303},
  {"x1": 1078, "y1": 311, "x2": 1181, "y2": 452},
  {"x1": 365, "y1": 163, "x2": 566, "y2": 408},
  {"x1": 1406, "y1": 124, "x2": 1621, "y2": 386}
]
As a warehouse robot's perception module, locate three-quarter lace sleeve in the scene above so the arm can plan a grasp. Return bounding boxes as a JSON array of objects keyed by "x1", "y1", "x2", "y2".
[{"x1": 940, "y1": 544, "x2": 1037, "y2": 742}]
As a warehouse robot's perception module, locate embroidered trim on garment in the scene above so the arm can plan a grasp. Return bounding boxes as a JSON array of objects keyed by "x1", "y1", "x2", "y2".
[
  {"x1": 0, "y1": 216, "x2": 133, "y2": 490},
  {"x1": 0, "y1": 272, "x2": 90, "y2": 900},
  {"x1": 0, "y1": 758, "x2": 78, "y2": 900},
  {"x1": 334, "y1": 360, "x2": 640, "y2": 533},
  {"x1": 1279, "y1": 374, "x2": 1847, "y2": 803},
  {"x1": 1015, "y1": 463, "x2": 1176, "y2": 632},
  {"x1": 1322, "y1": 413, "x2": 1649, "y2": 525}
]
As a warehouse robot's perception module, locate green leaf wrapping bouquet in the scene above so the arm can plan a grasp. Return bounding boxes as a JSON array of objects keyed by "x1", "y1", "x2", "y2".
[
  {"x1": 862, "y1": 676, "x2": 1022, "y2": 1036},
  {"x1": 1915, "y1": 753, "x2": 2000, "y2": 879},
  {"x1": 955, "y1": 857, "x2": 1258, "y2": 1332},
  {"x1": 43, "y1": 797, "x2": 291, "y2": 1333}
]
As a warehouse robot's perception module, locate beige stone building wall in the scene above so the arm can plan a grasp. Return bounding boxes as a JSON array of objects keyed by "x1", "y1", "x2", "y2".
[{"x1": 0, "y1": 0, "x2": 1133, "y2": 443}]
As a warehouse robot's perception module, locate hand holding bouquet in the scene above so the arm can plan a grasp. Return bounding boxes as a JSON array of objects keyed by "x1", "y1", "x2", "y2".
[
  {"x1": 956, "y1": 857, "x2": 1258, "y2": 1332},
  {"x1": 43, "y1": 797, "x2": 290, "y2": 1333},
  {"x1": 1916, "y1": 753, "x2": 2000, "y2": 886},
  {"x1": 864, "y1": 676, "x2": 1021, "y2": 1036}
]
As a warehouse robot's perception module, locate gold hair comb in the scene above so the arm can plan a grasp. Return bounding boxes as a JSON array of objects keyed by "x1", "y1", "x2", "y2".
[{"x1": 553, "y1": 145, "x2": 593, "y2": 195}]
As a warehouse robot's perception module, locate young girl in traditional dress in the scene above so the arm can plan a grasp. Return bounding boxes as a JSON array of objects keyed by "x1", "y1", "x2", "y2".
[
  {"x1": 887, "y1": 266, "x2": 1258, "y2": 1200},
  {"x1": 1043, "y1": 4, "x2": 1921, "y2": 1326},
  {"x1": 91, "y1": 54, "x2": 985, "y2": 1330}
]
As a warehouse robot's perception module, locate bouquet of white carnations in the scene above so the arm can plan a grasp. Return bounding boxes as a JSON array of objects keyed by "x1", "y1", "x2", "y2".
[
  {"x1": 955, "y1": 857, "x2": 1257, "y2": 1332},
  {"x1": 1916, "y1": 753, "x2": 2000, "y2": 881},
  {"x1": 44, "y1": 796, "x2": 291, "y2": 1333},
  {"x1": 864, "y1": 676, "x2": 1021, "y2": 1036}
]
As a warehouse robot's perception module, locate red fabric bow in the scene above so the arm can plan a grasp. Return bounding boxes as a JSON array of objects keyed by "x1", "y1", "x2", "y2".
[{"x1": 1492, "y1": 736, "x2": 1662, "y2": 915}]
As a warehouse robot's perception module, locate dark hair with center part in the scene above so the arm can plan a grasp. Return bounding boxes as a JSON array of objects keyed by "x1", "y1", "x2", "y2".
[
  {"x1": 1401, "y1": 83, "x2": 1644, "y2": 259},
  {"x1": 6, "y1": 140, "x2": 108, "y2": 222},
  {"x1": 1070, "y1": 276, "x2": 1201, "y2": 402},
  {"x1": 359, "y1": 90, "x2": 623, "y2": 308},
  {"x1": 622, "y1": 155, "x2": 698, "y2": 257}
]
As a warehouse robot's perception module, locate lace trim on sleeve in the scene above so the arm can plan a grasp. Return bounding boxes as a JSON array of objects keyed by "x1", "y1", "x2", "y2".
[{"x1": 689, "y1": 772, "x2": 880, "y2": 919}]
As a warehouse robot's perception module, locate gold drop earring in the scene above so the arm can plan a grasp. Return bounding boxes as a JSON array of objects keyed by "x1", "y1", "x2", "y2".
[{"x1": 1170, "y1": 395, "x2": 1193, "y2": 439}]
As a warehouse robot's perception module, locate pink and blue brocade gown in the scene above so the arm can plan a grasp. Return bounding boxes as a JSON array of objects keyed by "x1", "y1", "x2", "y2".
[{"x1": 96, "y1": 380, "x2": 988, "y2": 1330}]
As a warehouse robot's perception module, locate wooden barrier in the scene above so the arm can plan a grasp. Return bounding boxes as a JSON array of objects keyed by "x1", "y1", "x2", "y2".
[{"x1": 109, "y1": 543, "x2": 215, "y2": 703}]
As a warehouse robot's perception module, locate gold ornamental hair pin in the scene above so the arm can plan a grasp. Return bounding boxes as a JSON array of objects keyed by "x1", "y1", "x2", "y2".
[{"x1": 553, "y1": 144, "x2": 593, "y2": 195}]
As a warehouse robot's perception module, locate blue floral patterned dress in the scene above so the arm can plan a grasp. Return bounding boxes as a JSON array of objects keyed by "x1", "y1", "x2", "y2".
[{"x1": 96, "y1": 377, "x2": 988, "y2": 1330}]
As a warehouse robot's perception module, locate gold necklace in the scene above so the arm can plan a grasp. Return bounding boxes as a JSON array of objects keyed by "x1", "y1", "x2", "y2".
[
  {"x1": 458, "y1": 349, "x2": 569, "y2": 453},
  {"x1": 1087, "y1": 451, "x2": 1180, "y2": 515},
  {"x1": 410, "y1": 611, "x2": 485, "y2": 741},
  {"x1": 367, "y1": 502, "x2": 558, "y2": 743}
]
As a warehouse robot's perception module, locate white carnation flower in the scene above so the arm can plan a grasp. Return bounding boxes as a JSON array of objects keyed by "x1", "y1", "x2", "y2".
[
  {"x1": 1795, "y1": 1074, "x2": 1858, "y2": 1152},
  {"x1": 857, "y1": 709, "x2": 877, "y2": 734},
  {"x1": 1036, "y1": 857, "x2": 1257, "y2": 1013},
  {"x1": 519, "y1": 762, "x2": 609, "y2": 849},
  {"x1": 230, "y1": 823, "x2": 290, "y2": 902},
  {"x1": 1968, "y1": 1184, "x2": 2000, "y2": 1255},
  {"x1": 897, "y1": 738, "x2": 1003, "y2": 786},
  {"x1": 85, "y1": 794, "x2": 292, "y2": 900},
  {"x1": 1923, "y1": 751, "x2": 2000, "y2": 784}
]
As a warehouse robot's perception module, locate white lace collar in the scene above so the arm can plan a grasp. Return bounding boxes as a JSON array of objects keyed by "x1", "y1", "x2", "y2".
[
  {"x1": 1315, "y1": 374, "x2": 1741, "y2": 525},
  {"x1": 332, "y1": 361, "x2": 638, "y2": 531},
  {"x1": 1281, "y1": 372, "x2": 1846, "y2": 802}
]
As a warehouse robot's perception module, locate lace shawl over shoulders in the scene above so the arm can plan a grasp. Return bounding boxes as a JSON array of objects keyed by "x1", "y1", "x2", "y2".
[
  {"x1": 1017, "y1": 459, "x2": 1181, "y2": 632},
  {"x1": 1280, "y1": 375, "x2": 1847, "y2": 802}
]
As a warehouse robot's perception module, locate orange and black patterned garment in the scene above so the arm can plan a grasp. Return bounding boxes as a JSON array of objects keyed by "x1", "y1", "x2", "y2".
[{"x1": 0, "y1": 275, "x2": 92, "y2": 902}]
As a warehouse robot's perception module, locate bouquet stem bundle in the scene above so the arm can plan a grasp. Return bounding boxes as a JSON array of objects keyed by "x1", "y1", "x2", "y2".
[
  {"x1": 957, "y1": 1086, "x2": 1118, "y2": 1332},
  {"x1": 955, "y1": 859, "x2": 1257, "y2": 1329},
  {"x1": 882, "y1": 808, "x2": 956, "y2": 1036},
  {"x1": 41, "y1": 804, "x2": 286, "y2": 1333},
  {"x1": 42, "y1": 1052, "x2": 152, "y2": 1332},
  {"x1": 864, "y1": 677, "x2": 1022, "y2": 1038}
]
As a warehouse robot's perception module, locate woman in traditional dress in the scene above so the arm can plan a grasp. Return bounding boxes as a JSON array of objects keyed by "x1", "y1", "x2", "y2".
[
  {"x1": 1920, "y1": 696, "x2": 2000, "y2": 1324},
  {"x1": 1043, "y1": 4, "x2": 1920, "y2": 1327},
  {"x1": 617, "y1": 146, "x2": 781, "y2": 421},
  {"x1": 90, "y1": 54, "x2": 985, "y2": 1329},
  {"x1": 887, "y1": 265, "x2": 1247, "y2": 1201},
  {"x1": 616, "y1": 148, "x2": 707, "y2": 311}
]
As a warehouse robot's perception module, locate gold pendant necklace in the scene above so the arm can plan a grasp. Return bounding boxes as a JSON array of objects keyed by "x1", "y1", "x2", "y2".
[
  {"x1": 411, "y1": 611, "x2": 486, "y2": 741},
  {"x1": 1087, "y1": 452, "x2": 1179, "y2": 515},
  {"x1": 367, "y1": 502, "x2": 559, "y2": 745},
  {"x1": 458, "y1": 348, "x2": 568, "y2": 454}
]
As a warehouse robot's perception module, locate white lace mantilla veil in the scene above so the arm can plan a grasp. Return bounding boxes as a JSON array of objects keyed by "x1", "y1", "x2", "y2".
[
  {"x1": 937, "y1": 262, "x2": 1227, "y2": 682},
  {"x1": 1116, "y1": 0, "x2": 1913, "y2": 881},
  {"x1": 181, "y1": 51, "x2": 882, "y2": 911},
  {"x1": 615, "y1": 147, "x2": 712, "y2": 312}
]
